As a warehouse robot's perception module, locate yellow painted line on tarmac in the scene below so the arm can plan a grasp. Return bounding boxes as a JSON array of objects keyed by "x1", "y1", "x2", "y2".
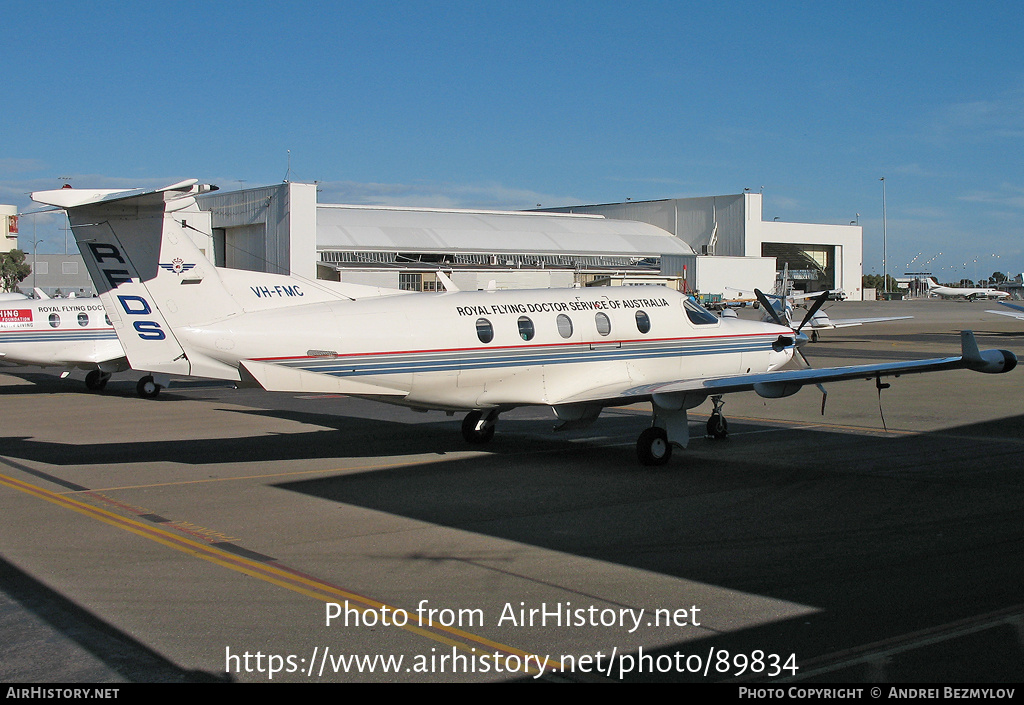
[{"x1": 0, "y1": 469, "x2": 561, "y2": 676}]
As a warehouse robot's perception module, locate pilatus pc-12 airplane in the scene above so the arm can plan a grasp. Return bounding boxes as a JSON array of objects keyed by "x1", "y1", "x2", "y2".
[{"x1": 31, "y1": 181, "x2": 1018, "y2": 465}]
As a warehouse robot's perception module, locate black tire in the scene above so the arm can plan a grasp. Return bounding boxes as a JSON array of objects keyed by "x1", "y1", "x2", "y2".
[
  {"x1": 706, "y1": 413, "x2": 728, "y2": 440},
  {"x1": 636, "y1": 427, "x2": 671, "y2": 466},
  {"x1": 85, "y1": 370, "x2": 103, "y2": 390},
  {"x1": 136, "y1": 376, "x2": 161, "y2": 399},
  {"x1": 461, "y1": 410, "x2": 495, "y2": 443}
]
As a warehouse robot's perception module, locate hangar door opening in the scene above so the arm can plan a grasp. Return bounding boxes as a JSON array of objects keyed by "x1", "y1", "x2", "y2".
[
  {"x1": 223, "y1": 224, "x2": 268, "y2": 272},
  {"x1": 761, "y1": 243, "x2": 836, "y2": 293}
]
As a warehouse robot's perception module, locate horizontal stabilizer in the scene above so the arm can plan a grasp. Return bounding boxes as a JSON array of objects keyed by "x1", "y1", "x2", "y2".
[
  {"x1": 30, "y1": 180, "x2": 213, "y2": 210},
  {"x1": 239, "y1": 360, "x2": 407, "y2": 396}
]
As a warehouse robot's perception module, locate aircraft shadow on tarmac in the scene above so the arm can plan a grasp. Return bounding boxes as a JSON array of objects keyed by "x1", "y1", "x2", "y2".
[
  {"x1": 3, "y1": 369, "x2": 1024, "y2": 681},
  {"x1": 0, "y1": 555, "x2": 227, "y2": 683},
  {"x1": 267, "y1": 414, "x2": 1024, "y2": 682}
]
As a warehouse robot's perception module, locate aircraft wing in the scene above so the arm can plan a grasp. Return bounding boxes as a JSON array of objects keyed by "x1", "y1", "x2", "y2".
[
  {"x1": 987, "y1": 302, "x2": 1024, "y2": 321},
  {"x1": 553, "y1": 331, "x2": 1013, "y2": 407},
  {"x1": 822, "y1": 315, "x2": 913, "y2": 329}
]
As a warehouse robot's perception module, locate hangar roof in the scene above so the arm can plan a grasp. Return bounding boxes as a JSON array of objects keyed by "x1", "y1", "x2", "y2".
[{"x1": 316, "y1": 204, "x2": 694, "y2": 257}]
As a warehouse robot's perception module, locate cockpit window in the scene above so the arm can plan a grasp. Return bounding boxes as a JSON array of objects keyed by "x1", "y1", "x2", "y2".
[{"x1": 682, "y1": 298, "x2": 719, "y2": 325}]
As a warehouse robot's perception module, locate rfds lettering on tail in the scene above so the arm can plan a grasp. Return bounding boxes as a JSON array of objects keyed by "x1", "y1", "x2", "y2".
[{"x1": 31, "y1": 180, "x2": 1018, "y2": 465}]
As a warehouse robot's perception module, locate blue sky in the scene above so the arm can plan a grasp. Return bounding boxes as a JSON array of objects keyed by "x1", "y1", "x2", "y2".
[{"x1": 3, "y1": 1, "x2": 1023, "y2": 282}]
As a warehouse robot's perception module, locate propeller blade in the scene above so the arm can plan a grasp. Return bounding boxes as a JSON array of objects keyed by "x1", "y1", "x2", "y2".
[
  {"x1": 795, "y1": 292, "x2": 829, "y2": 334},
  {"x1": 794, "y1": 333, "x2": 827, "y2": 414},
  {"x1": 755, "y1": 289, "x2": 787, "y2": 327}
]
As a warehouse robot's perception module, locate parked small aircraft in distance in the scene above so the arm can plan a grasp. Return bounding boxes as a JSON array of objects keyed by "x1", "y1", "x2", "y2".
[
  {"x1": 30, "y1": 181, "x2": 1019, "y2": 465},
  {"x1": 727, "y1": 286, "x2": 911, "y2": 342},
  {"x1": 986, "y1": 300, "x2": 1024, "y2": 321},
  {"x1": 926, "y1": 278, "x2": 1010, "y2": 301},
  {"x1": 771, "y1": 293, "x2": 911, "y2": 342},
  {"x1": 0, "y1": 294, "x2": 166, "y2": 397}
]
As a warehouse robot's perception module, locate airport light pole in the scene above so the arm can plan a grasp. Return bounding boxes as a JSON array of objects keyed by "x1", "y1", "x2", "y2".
[{"x1": 880, "y1": 178, "x2": 887, "y2": 294}]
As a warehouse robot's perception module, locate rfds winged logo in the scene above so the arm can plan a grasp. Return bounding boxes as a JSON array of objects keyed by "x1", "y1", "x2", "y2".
[{"x1": 159, "y1": 258, "x2": 196, "y2": 275}]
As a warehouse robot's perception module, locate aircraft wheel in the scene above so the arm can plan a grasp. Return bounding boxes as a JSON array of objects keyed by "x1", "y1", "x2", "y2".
[
  {"x1": 136, "y1": 375, "x2": 161, "y2": 399},
  {"x1": 810, "y1": 331, "x2": 819, "y2": 343},
  {"x1": 461, "y1": 410, "x2": 495, "y2": 444},
  {"x1": 85, "y1": 370, "x2": 104, "y2": 391},
  {"x1": 637, "y1": 427, "x2": 671, "y2": 466},
  {"x1": 706, "y1": 413, "x2": 728, "y2": 440}
]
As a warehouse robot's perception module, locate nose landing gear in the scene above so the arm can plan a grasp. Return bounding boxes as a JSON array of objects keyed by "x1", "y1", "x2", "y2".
[{"x1": 706, "y1": 395, "x2": 728, "y2": 440}]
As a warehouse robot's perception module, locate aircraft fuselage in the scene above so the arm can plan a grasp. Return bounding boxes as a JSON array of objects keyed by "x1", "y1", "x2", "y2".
[
  {"x1": 0, "y1": 298, "x2": 123, "y2": 369},
  {"x1": 181, "y1": 287, "x2": 795, "y2": 410}
]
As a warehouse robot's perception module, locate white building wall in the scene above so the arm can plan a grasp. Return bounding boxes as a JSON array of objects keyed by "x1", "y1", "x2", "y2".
[
  {"x1": 661, "y1": 255, "x2": 776, "y2": 295},
  {"x1": 288, "y1": 182, "x2": 318, "y2": 281}
]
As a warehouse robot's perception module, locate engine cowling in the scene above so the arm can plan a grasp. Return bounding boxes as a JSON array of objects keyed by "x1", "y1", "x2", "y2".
[{"x1": 967, "y1": 349, "x2": 1017, "y2": 374}]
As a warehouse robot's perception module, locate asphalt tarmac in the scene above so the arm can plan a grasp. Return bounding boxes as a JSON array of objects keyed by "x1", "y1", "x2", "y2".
[{"x1": 1, "y1": 297, "x2": 1022, "y2": 683}]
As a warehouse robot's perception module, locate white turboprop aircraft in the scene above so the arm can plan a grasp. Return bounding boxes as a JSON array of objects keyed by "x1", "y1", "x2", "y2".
[
  {"x1": 726, "y1": 287, "x2": 911, "y2": 342},
  {"x1": 0, "y1": 294, "x2": 167, "y2": 397},
  {"x1": 926, "y1": 278, "x2": 1010, "y2": 301},
  {"x1": 30, "y1": 181, "x2": 1019, "y2": 465},
  {"x1": 766, "y1": 292, "x2": 911, "y2": 342}
]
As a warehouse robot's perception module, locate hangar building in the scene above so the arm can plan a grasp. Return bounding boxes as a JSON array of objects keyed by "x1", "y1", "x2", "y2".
[{"x1": 190, "y1": 183, "x2": 863, "y2": 298}]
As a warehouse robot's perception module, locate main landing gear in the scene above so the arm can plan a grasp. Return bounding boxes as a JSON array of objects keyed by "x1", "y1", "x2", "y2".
[
  {"x1": 84, "y1": 371, "x2": 162, "y2": 398},
  {"x1": 636, "y1": 395, "x2": 729, "y2": 466},
  {"x1": 636, "y1": 427, "x2": 671, "y2": 465},
  {"x1": 84, "y1": 370, "x2": 111, "y2": 391},
  {"x1": 136, "y1": 375, "x2": 162, "y2": 399},
  {"x1": 462, "y1": 409, "x2": 498, "y2": 443}
]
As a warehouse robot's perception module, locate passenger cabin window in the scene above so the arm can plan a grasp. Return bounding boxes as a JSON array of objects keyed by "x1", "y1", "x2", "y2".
[
  {"x1": 77, "y1": 312, "x2": 89, "y2": 327},
  {"x1": 517, "y1": 316, "x2": 535, "y2": 341},
  {"x1": 104, "y1": 314, "x2": 111, "y2": 325},
  {"x1": 48, "y1": 313, "x2": 60, "y2": 328},
  {"x1": 476, "y1": 318, "x2": 494, "y2": 344},
  {"x1": 682, "y1": 298, "x2": 719, "y2": 325},
  {"x1": 556, "y1": 313, "x2": 573, "y2": 338},
  {"x1": 595, "y1": 312, "x2": 611, "y2": 336},
  {"x1": 635, "y1": 310, "x2": 651, "y2": 334}
]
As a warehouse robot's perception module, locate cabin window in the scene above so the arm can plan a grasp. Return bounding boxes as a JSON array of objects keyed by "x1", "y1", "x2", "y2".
[
  {"x1": 556, "y1": 313, "x2": 573, "y2": 338},
  {"x1": 517, "y1": 316, "x2": 535, "y2": 341},
  {"x1": 595, "y1": 312, "x2": 611, "y2": 336},
  {"x1": 48, "y1": 313, "x2": 60, "y2": 328},
  {"x1": 635, "y1": 310, "x2": 651, "y2": 334},
  {"x1": 105, "y1": 314, "x2": 111, "y2": 326},
  {"x1": 78, "y1": 312, "x2": 89, "y2": 327},
  {"x1": 476, "y1": 318, "x2": 494, "y2": 344},
  {"x1": 683, "y1": 297, "x2": 719, "y2": 325}
]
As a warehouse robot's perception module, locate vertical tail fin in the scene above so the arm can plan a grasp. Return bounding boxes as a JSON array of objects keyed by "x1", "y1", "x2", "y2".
[{"x1": 31, "y1": 182, "x2": 242, "y2": 380}]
